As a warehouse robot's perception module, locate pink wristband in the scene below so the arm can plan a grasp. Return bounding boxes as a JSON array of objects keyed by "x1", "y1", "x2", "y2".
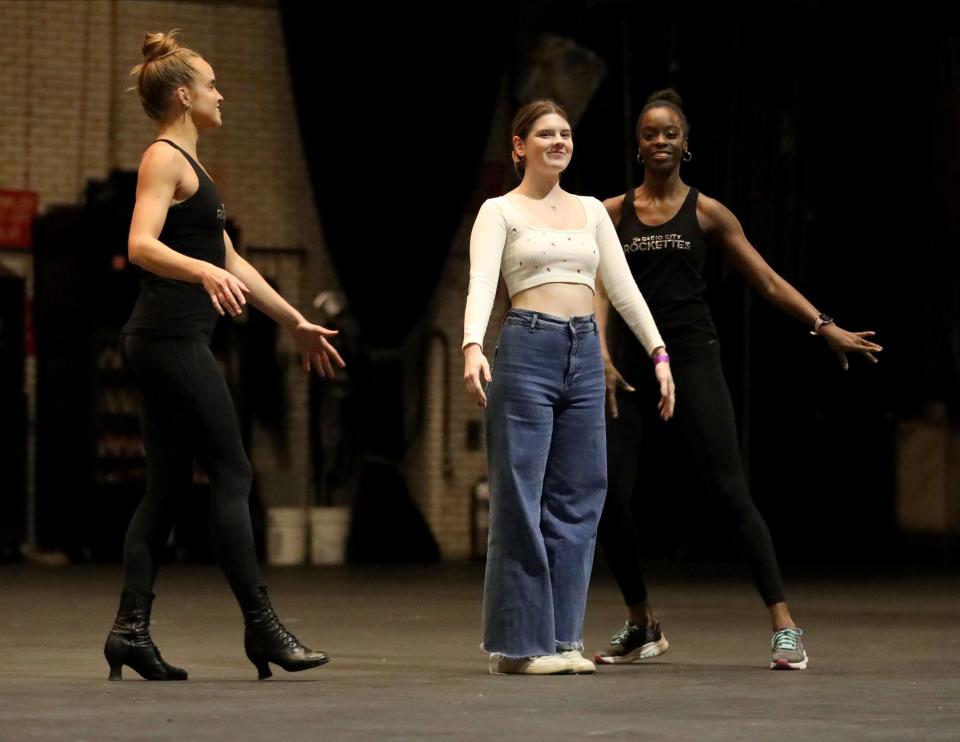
[{"x1": 653, "y1": 353, "x2": 670, "y2": 364}]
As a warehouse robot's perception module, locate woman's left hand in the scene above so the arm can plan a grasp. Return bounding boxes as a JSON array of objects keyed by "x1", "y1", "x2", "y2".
[
  {"x1": 291, "y1": 320, "x2": 346, "y2": 378},
  {"x1": 819, "y1": 324, "x2": 882, "y2": 370},
  {"x1": 655, "y1": 360, "x2": 676, "y2": 421}
]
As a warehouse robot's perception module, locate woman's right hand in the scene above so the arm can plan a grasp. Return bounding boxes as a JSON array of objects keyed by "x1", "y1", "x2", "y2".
[
  {"x1": 655, "y1": 359, "x2": 676, "y2": 422},
  {"x1": 604, "y1": 358, "x2": 635, "y2": 419},
  {"x1": 199, "y1": 263, "x2": 250, "y2": 317},
  {"x1": 463, "y1": 343, "x2": 492, "y2": 407}
]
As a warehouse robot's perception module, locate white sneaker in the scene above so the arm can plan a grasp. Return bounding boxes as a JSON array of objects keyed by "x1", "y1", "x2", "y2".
[
  {"x1": 559, "y1": 649, "x2": 596, "y2": 674},
  {"x1": 488, "y1": 653, "x2": 572, "y2": 675}
]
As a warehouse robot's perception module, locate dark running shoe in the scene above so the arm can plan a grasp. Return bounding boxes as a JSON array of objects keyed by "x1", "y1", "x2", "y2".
[{"x1": 595, "y1": 621, "x2": 669, "y2": 665}]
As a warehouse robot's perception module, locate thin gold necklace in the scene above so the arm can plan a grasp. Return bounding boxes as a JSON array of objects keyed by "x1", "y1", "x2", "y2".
[{"x1": 520, "y1": 189, "x2": 562, "y2": 210}]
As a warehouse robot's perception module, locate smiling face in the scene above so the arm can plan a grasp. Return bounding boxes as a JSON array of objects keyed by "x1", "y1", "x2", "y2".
[
  {"x1": 513, "y1": 112, "x2": 573, "y2": 176},
  {"x1": 636, "y1": 106, "x2": 687, "y2": 173},
  {"x1": 180, "y1": 57, "x2": 223, "y2": 129}
]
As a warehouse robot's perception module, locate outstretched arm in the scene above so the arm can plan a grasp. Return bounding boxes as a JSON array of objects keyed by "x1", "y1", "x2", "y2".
[{"x1": 699, "y1": 195, "x2": 882, "y2": 370}]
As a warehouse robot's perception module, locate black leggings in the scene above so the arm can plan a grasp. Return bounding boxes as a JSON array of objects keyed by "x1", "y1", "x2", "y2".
[
  {"x1": 597, "y1": 340, "x2": 786, "y2": 607},
  {"x1": 121, "y1": 334, "x2": 261, "y2": 608}
]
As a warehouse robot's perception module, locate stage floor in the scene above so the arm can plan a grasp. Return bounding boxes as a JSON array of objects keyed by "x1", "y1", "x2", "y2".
[{"x1": 0, "y1": 562, "x2": 957, "y2": 740}]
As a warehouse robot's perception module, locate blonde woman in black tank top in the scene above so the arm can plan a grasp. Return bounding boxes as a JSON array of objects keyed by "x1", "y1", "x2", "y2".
[
  {"x1": 593, "y1": 90, "x2": 882, "y2": 671},
  {"x1": 104, "y1": 30, "x2": 344, "y2": 681}
]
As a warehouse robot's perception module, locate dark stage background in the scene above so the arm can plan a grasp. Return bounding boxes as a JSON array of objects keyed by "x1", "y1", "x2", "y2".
[
  {"x1": 11, "y1": 2, "x2": 957, "y2": 568},
  {"x1": 280, "y1": 1, "x2": 959, "y2": 566}
]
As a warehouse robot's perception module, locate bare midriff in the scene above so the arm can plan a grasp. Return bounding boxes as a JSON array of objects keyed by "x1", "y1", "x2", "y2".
[{"x1": 510, "y1": 282, "x2": 595, "y2": 319}]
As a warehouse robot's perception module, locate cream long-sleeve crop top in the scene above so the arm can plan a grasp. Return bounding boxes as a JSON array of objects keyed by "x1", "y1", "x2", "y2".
[{"x1": 462, "y1": 194, "x2": 664, "y2": 354}]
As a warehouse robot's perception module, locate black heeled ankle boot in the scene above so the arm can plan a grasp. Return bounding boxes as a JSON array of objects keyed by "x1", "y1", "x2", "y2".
[
  {"x1": 103, "y1": 589, "x2": 188, "y2": 681},
  {"x1": 242, "y1": 585, "x2": 328, "y2": 680}
]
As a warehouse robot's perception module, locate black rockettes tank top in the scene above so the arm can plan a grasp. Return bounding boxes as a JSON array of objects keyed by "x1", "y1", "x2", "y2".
[
  {"x1": 123, "y1": 139, "x2": 227, "y2": 342},
  {"x1": 614, "y1": 186, "x2": 717, "y2": 351}
]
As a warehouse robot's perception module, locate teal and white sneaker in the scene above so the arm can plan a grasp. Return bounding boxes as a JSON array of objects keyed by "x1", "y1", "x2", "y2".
[{"x1": 770, "y1": 627, "x2": 808, "y2": 670}]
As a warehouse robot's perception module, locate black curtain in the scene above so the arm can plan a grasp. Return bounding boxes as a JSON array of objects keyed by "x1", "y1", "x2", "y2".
[
  {"x1": 572, "y1": 6, "x2": 953, "y2": 562},
  {"x1": 280, "y1": 6, "x2": 508, "y2": 349},
  {"x1": 280, "y1": 4, "x2": 509, "y2": 558},
  {"x1": 280, "y1": 3, "x2": 956, "y2": 561}
]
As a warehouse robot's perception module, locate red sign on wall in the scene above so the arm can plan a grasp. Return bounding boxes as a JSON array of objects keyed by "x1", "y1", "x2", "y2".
[{"x1": 0, "y1": 190, "x2": 39, "y2": 248}]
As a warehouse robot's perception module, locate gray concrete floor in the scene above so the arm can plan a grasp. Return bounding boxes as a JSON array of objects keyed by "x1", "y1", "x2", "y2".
[{"x1": 0, "y1": 563, "x2": 957, "y2": 741}]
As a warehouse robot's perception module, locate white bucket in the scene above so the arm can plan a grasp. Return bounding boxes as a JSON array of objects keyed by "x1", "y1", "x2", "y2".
[
  {"x1": 310, "y1": 506, "x2": 350, "y2": 565},
  {"x1": 266, "y1": 507, "x2": 308, "y2": 566}
]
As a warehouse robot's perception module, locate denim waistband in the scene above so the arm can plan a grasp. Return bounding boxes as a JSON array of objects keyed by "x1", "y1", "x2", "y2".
[{"x1": 503, "y1": 307, "x2": 598, "y2": 334}]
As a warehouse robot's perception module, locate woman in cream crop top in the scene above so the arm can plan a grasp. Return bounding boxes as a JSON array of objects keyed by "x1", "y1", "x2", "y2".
[
  {"x1": 462, "y1": 100, "x2": 674, "y2": 676},
  {"x1": 463, "y1": 194, "x2": 664, "y2": 354}
]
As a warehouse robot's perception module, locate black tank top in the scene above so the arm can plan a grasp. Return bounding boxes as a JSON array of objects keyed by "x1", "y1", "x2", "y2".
[
  {"x1": 615, "y1": 187, "x2": 717, "y2": 351},
  {"x1": 123, "y1": 139, "x2": 226, "y2": 341}
]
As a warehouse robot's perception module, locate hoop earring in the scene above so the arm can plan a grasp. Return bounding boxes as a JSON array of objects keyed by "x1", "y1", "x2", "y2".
[
  {"x1": 636, "y1": 152, "x2": 644, "y2": 166},
  {"x1": 682, "y1": 150, "x2": 693, "y2": 162}
]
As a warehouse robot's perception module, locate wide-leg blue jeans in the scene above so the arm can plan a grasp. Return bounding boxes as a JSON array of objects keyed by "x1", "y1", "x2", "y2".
[{"x1": 483, "y1": 308, "x2": 607, "y2": 658}]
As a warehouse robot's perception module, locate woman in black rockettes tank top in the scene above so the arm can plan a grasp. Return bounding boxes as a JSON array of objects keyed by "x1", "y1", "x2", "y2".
[
  {"x1": 593, "y1": 90, "x2": 882, "y2": 670},
  {"x1": 103, "y1": 30, "x2": 344, "y2": 681}
]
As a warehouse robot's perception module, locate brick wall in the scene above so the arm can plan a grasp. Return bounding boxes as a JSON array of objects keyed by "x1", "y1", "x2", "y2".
[
  {"x1": 0, "y1": 0, "x2": 515, "y2": 558},
  {"x1": 0, "y1": 0, "x2": 337, "y2": 516},
  {"x1": 404, "y1": 91, "x2": 515, "y2": 559}
]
